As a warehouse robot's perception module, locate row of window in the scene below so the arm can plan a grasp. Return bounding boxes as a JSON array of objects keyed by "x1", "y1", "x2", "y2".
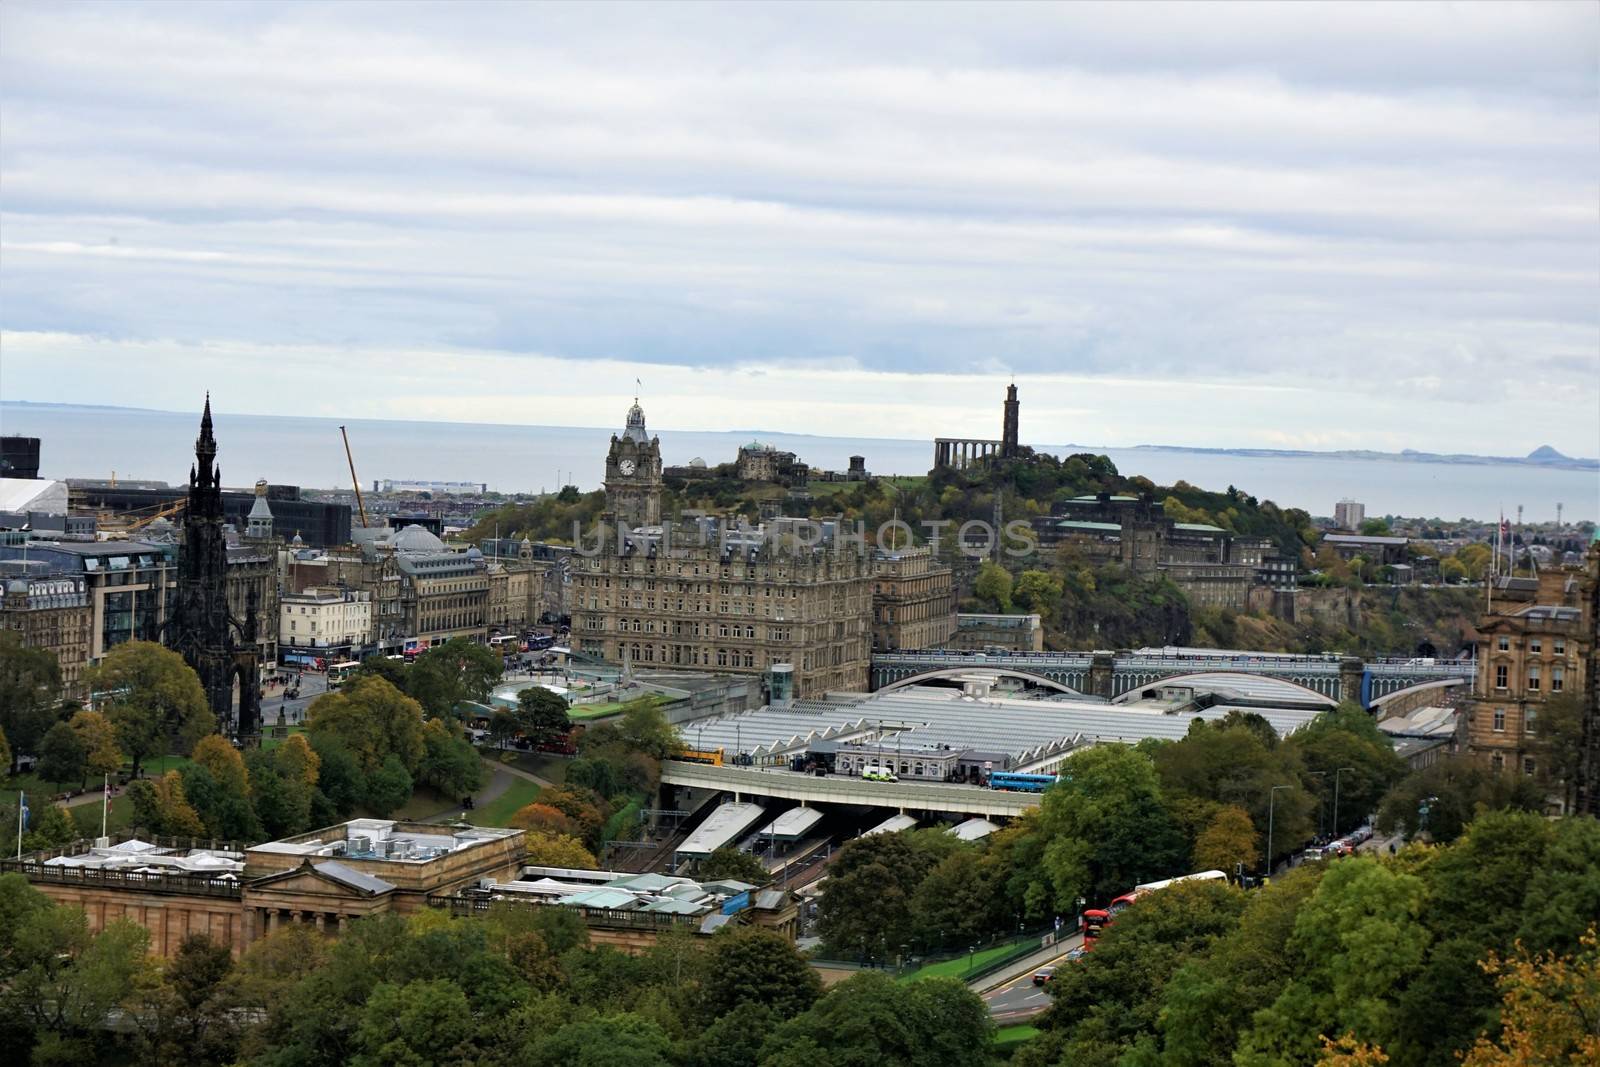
[
  {"x1": 1496, "y1": 634, "x2": 1567, "y2": 654},
  {"x1": 1488, "y1": 753, "x2": 1536, "y2": 777},
  {"x1": 1493, "y1": 664, "x2": 1565, "y2": 692},
  {"x1": 1491, "y1": 706, "x2": 1538, "y2": 734}
]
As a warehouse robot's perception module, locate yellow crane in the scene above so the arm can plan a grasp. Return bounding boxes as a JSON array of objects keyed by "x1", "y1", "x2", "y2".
[{"x1": 119, "y1": 498, "x2": 187, "y2": 533}]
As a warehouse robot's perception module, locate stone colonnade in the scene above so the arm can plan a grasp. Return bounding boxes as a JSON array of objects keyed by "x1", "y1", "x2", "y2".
[{"x1": 933, "y1": 438, "x2": 1004, "y2": 470}]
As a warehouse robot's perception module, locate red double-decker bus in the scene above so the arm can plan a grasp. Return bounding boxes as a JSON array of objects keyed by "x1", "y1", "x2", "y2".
[{"x1": 1082, "y1": 870, "x2": 1227, "y2": 942}]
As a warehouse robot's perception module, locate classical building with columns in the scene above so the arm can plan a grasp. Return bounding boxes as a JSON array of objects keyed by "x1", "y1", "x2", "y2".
[
  {"x1": 3, "y1": 819, "x2": 524, "y2": 958},
  {"x1": 932, "y1": 382, "x2": 1023, "y2": 470}
]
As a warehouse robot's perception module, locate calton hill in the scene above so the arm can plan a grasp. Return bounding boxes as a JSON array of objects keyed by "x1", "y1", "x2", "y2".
[{"x1": 466, "y1": 452, "x2": 1501, "y2": 659}]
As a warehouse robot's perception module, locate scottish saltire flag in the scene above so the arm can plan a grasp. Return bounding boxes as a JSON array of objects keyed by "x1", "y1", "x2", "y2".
[{"x1": 19, "y1": 790, "x2": 29, "y2": 830}]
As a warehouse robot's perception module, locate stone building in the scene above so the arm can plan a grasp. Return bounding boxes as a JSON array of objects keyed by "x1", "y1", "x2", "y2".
[
  {"x1": 0, "y1": 539, "x2": 176, "y2": 666},
  {"x1": 870, "y1": 547, "x2": 956, "y2": 651},
  {"x1": 1030, "y1": 493, "x2": 1280, "y2": 612},
  {"x1": 603, "y1": 399, "x2": 663, "y2": 529},
  {"x1": 397, "y1": 548, "x2": 490, "y2": 647},
  {"x1": 735, "y1": 441, "x2": 809, "y2": 487},
  {"x1": 1463, "y1": 561, "x2": 1596, "y2": 798},
  {"x1": 0, "y1": 567, "x2": 93, "y2": 699},
  {"x1": 1, "y1": 820, "x2": 525, "y2": 959},
  {"x1": 279, "y1": 587, "x2": 373, "y2": 663},
  {"x1": 945, "y1": 612, "x2": 1045, "y2": 652},
  {"x1": 481, "y1": 537, "x2": 571, "y2": 622},
  {"x1": 570, "y1": 523, "x2": 874, "y2": 695}
]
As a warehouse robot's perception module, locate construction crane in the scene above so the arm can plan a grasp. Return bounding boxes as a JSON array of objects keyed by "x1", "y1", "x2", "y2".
[
  {"x1": 340, "y1": 425, "x2": 370, "y2": 529},
  {"x1": 126, "y1": 498, "x2": 187, "y2": 532}
]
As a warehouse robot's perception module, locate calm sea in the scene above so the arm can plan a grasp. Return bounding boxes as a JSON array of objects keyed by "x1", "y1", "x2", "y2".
[{"x1": 2, "y1": 402, "x2": 1594, "y2": 523}]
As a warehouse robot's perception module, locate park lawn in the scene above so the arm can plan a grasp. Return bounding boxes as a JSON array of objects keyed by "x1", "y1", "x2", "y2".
[
  {"x1": 900, "y1": 940, "x2": 1029, "y2": 983},
  {"x1": 3, "y1": 770, "x2": 90, "y2": 801},
  {"x1": 258, "y1": 727, "x2": 307, "y2": 751},
  {"x1": 386, "y1": 787, "x2": 460, "y2": 823},
  {"x1": 469, "y1": 778, "x2": 541, "y2": 828},
  {"x1": 507, "y1": 752, "x2": 568, "y2": 785},
  {"x1": 993, "y1": 1025, "x2": 1040, "y2": 1050},
  {"x1": 137, "y1": 754, "x2": 196, "y2": 778},
  {"x1": 68, "y1": 794, "x2": 135, "y2": 838},
  {"x1": 567, "y1": 702, "x2": 625, "y2": 721}
]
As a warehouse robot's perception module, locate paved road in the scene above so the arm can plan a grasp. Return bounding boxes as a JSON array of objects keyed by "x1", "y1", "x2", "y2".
[
  {"x1": 976, "y1": 932, "x2": 1085, "y2": 1021},
  {"x1": 259, "y1": 670, "x2": 330, "y2": 726}
]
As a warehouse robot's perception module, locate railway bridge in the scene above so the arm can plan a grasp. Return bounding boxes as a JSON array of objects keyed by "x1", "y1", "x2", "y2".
[{"x1": 869, "y1": 648, "x2": 1473, "y2": 710}]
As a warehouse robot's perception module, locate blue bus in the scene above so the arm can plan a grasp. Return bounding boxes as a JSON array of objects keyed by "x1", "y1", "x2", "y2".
[{"x1": 988, "y1": 771, "x2": 1058, "y2": 793}]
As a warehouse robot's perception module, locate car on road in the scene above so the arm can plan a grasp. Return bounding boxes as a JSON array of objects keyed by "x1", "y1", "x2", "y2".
[{"x1": 1032, "y1": 966, "x2": 1056, "y2": 986}]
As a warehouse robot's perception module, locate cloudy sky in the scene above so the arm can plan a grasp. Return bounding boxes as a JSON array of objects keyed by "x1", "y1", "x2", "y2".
[{"x1": 2, "y1": 1, "x2": 1596, "y2": 455}]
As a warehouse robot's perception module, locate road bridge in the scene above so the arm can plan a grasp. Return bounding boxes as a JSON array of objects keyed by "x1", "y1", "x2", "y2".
[
  {"x1": 870, "y1": 649, "x2": 1473, "y2": 709},
  {"x1": 660, "y1": 762, "x2": 1041, "y2": 818}
]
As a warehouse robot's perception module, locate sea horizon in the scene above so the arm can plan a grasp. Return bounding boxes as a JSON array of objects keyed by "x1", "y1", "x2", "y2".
[{"x1": 3, "y1": 399, "x2": 1596, "y2": 524}]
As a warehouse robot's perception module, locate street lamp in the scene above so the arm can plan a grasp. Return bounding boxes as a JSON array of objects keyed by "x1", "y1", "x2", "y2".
[
  {"x1": 1266, "y1": 785, "x2": 1292, "y2": 880},
  {"x1": 1333, "y1": 767, "x2": 1355, "y2": 839},
  {"x1": 1307, "y1": 771, "x2": 1327, "y2": 839}
]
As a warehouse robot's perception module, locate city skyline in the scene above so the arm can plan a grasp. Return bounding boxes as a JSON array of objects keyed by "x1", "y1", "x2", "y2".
[{"x1": 2, "y1": 1, "x2": 1597, "y2": 455}]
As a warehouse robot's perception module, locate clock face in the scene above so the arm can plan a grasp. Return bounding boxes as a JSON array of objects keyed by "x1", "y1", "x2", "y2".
[{"x1": 618, "y1": 459, "x2": 637, "y2": 476}]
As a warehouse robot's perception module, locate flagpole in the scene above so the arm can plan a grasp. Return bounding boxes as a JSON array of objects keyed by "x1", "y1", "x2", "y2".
[
  {"x1": 101, "y1": 774, "x2": 109, "y2": 840},
  {"x1": 16, "y1": 790, "x2": 22, "y2": 860}
]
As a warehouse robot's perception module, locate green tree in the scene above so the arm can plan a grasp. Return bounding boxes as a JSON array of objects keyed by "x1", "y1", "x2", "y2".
[
  {"x1": 11, "y1": 908, "x2": 150, "y2": 1047},
  {"x1": 1013, "y1": 569, "x2": 1064, "y2": 621},
  {"x1": 701, "y1": 926, "x2": 821, "y2": 1023},
  {"x1": 22, "y1": 801, "x2": 79, "y2": 852},
  {"x1": 242, "y1": 750, "x2": 312, "y2": 838},
  {"x1": 275, "y1": 732, "x2": 321, "y2": 790},
  {"x1": 909, "y1": 847, "x2": 1006, "y2": 951},
  {"x1": 817, "y1": 833, "x2": 941, "y2": 962},
  {"x1": 307, "y1": 734, "x2": 364, "y2": 818},
  {"x1": 353, "y1": 654, "x2": 409, "y2": 690},
  {"x1": 515, "y1": 686, "x2": 572, "y2": 749},
  {"x1": 1193, "y1": 804, "x2": 1259, "y2": 874},
  {"x1": 488, "y1": 708, "x2": 520, "y2": 748},
  {"x1": 974, "y1": 561, "x2": 1014, "y2": 612},
  {"x1": 415, "y1": 719, "x2": 486, "y2": 798},
  {"x1": 128, "y1": 932, "x2": 238, "y2": 1067},
  {"x1": 762, "y1": 972, "x2": 993, "y2": 1067},
  {"x1": 306, "y1": 675, "x2": 426, "y2": 777},
  {"x1": 351, "y1": 978, "x2": 476, "y2": 1067},
  {"x1": 1288, "y1": 704, "x2": 1407, "y2": 837},
  {"x1": 1154, "y1": 716, "x2": 1315, "y2": 869},
  {"x1": 1045, "y1": 878, "x2": 1247, "y2": 1064},
  {"x1": 92, "y1": 641, "x2": 214, "y2": 778},
  {"x1": 1238, "y1": 858, "x2": 1431, "y2": 1064},
  {"x1": 0, "y1": 629, "x2": 61, "y2": 774},
  {"x1": 1377, "y1": 756, "x2": 1542, "y2": 844},
  {"x1": 191, "y1": 734, "x2": 250, "y2": 798},
  {"x1": 0, "y1": 724, "x2": 10, "y2": 781},
  {"x1": 1155, "y1": 866, "x2": 1324, "y2": 1067},
  {"x1": 523, "y1": 831, "x2": 598, "y2": 868},
  {"x1": 127, "y1": 770, "x2": 206, "y2": 837},
  {"x1": 531, "y1": 1013, "x2": 674, "y2": 1067},
  {"x1": 407, "y1": 638, "x2": 501, "y2": 719},
  {"x1": 68, "y1": 710, "x2": 123, "y2": 782},
  {"x1": 1527, "y1": 693, "x2": 1587, "y2": 813},
  {"x1": 616, "y1": 697, "x2": 681, "y2": 759},
  {"x1": 35, "y1": 721, "x2": 87, "y2": 786},
  {"x1": 697, "y1": 846, "x2": 772, "y2": 886},
  {"x1": 365, "y1": 755, "x2": 413, "y2": 818},
  {"x1": 179, "y1": 762, "x2": 263, "y2": 842},
  {"x1": 1038, "y1": 745, "x2": 1187, "y2": 910}
]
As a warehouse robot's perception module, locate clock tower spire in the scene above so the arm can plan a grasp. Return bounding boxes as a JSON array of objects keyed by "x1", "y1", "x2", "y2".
[{"x1": 604, "y1": 397, "x2": 662, "y2": 528}]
